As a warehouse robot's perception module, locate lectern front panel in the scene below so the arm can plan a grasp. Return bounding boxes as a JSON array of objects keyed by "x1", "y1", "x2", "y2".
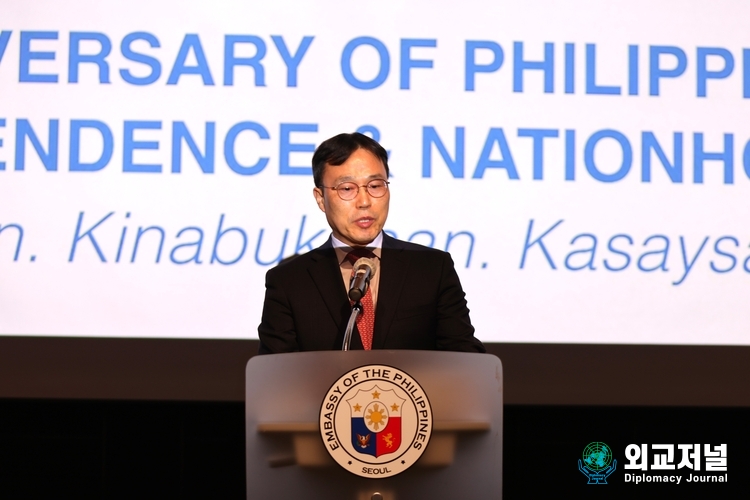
[{"x1": 246, "y1": 350, "x2": 502, "y2": 499}]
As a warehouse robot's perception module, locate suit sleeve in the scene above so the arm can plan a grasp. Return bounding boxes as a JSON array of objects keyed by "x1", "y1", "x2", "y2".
[
  {"x1": 434, "y1": 252, "x2": 486, "y2": 353},
  {"x1": 257, "y1": 267, "x2": 300, "y2": 354}
]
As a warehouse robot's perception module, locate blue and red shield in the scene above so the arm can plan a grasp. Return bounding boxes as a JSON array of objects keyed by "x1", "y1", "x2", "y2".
[{"x1": 347, "y1": 385, "x2": 405, "y2": 458}]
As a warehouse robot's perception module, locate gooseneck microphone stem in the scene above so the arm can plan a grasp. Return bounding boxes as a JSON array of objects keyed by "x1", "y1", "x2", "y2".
[{"x1": 342, "y1": 301, "x2": 362, "y2": 351}]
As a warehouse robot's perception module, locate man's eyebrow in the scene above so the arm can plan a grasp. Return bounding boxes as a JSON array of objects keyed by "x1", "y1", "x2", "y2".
[{"x1": 332, "y1": 174, "x2": 386, "y2": 183}]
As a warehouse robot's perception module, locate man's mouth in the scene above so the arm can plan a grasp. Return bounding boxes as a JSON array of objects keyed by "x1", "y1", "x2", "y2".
[{"x1": 354, "y1": 217, "x2": 375, "y2": 228}]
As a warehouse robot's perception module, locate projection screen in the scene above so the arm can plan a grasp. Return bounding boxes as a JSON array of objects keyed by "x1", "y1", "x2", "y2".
[{"x1": 2, "y1": 0, "x2": 749, "y2": 345}]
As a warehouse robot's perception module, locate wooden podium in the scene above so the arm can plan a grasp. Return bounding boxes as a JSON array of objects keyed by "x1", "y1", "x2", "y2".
[{"x1": 246, "y1": 350, "x2": 503, "y2": 499}]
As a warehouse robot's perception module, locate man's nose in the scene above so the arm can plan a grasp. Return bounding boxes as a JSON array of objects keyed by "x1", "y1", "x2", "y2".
[{"x1": 355, "y1": 186, "x2": 372, "y2": 207}]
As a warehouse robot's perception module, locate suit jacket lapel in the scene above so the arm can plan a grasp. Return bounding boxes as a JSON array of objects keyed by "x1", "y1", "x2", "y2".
[
  {"x1": 372, "y1": 234, "x2": 409, "y2": 349},
  {"x1": 306, "y1": 238, "x2": 352, "y2": 348}
]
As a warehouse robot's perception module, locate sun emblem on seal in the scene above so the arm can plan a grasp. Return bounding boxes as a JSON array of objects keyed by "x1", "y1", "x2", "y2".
[
  {"x1": 319, "y1": 365, "x2": 433, "y2": 479},
  {"x1": 366, "y1": 403, "x2": 386, "y2": 430}
]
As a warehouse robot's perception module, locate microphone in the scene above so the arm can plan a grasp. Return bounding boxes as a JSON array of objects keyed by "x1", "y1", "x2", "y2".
[{"x1": 348, "y1": 257, "x2": 377, "y2": 302}]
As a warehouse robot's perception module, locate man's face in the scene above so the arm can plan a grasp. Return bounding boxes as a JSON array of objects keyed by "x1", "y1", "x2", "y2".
[{"x1": 313, "y1": 148, "x2": 390, "y2": 247}]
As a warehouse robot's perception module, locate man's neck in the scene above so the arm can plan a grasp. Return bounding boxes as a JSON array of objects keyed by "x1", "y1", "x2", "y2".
[{"x1": 331, "y1": 232, "x2": 383, "y2": 250}]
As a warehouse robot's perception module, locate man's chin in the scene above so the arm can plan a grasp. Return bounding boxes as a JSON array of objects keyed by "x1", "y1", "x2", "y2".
[{"x1": 342, "y1": 230, "x2": 380, "y2": 247}]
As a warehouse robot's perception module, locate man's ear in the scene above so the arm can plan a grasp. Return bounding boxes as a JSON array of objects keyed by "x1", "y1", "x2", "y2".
[{"x1": 313, "y1": 187, "x2": 326, "y2": 212}]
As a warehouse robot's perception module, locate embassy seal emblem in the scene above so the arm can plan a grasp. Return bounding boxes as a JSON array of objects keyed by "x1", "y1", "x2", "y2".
[{"x1": 319, "y1": 364, "x2": 433, "y2": 478}]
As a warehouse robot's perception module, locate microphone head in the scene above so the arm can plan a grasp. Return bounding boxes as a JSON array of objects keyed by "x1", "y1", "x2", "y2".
[
  {"x1": 352, "y1": 257, "x2": 378, "y2": 277},
  {"x1": 348, "y1": 257, "x2": 377, "y2": 301}
]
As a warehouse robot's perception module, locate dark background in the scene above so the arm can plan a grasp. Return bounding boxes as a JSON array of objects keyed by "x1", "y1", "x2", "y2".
[{"x1": 0, "y1": 337, "x2": 748, "y2": 499}]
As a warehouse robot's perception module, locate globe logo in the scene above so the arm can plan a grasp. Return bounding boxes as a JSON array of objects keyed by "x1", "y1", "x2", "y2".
[
  {"x1": 578, "y1": 442, "x2": 617, "y2": 484},
  {"x1": 583, "y1": 442, "x2": 612, "y2": 471}
]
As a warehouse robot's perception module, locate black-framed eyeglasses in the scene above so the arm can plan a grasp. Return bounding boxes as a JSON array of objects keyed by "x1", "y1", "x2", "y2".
[{"x1": 319, "y1": 179, "x2": 390, "y2": 201}]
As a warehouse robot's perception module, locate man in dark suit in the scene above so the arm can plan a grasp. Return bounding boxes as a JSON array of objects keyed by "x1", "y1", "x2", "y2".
[{"x1": 257, "y1": 133, "x2": 485, "y2": 354}]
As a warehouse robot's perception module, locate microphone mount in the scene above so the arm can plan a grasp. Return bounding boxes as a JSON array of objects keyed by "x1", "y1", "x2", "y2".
[{"x1": 342, "y1": 256, "x2": 378, "y2": 351}]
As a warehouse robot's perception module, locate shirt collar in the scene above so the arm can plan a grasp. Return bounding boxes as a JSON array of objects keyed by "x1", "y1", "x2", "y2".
[{"x1": 332, "y1": 232, "x2": 383, "y2": 264}]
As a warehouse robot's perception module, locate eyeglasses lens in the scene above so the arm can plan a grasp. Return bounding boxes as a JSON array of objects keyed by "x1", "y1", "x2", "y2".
[{"x1": 335, "y1": 181, "x2": 388, "y2": 200}]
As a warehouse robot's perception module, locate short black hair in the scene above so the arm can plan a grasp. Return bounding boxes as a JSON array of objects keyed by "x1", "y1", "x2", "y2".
[{"x1": 312, "y1": 132, "x2": 389, "y2": 187}]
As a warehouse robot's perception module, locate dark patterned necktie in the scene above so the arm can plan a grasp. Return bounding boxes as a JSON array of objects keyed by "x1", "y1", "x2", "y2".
[{"x1": 346, "y1": 249, "x2": 376, "y2": 350}]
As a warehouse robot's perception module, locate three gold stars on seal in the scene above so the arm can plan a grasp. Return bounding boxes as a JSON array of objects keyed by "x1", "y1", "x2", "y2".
[{"x1": 352, "y1": 390, "x2": 399, "y2": 413}]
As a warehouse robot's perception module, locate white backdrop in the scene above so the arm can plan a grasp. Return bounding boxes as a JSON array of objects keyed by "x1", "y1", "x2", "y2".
[{"x1": 2, "y1": 0, "x2": 749, "y2": 344}]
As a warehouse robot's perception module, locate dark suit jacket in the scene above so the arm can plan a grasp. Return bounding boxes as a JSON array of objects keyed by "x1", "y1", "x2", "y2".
[{"x1": 257, "y1": 233, "x2": 485, "y2": 353}]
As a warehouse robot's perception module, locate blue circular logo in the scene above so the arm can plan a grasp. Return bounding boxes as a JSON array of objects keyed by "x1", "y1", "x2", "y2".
[{"x1": 582, "y1": 442, "x2": 613, "y2": 471}]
